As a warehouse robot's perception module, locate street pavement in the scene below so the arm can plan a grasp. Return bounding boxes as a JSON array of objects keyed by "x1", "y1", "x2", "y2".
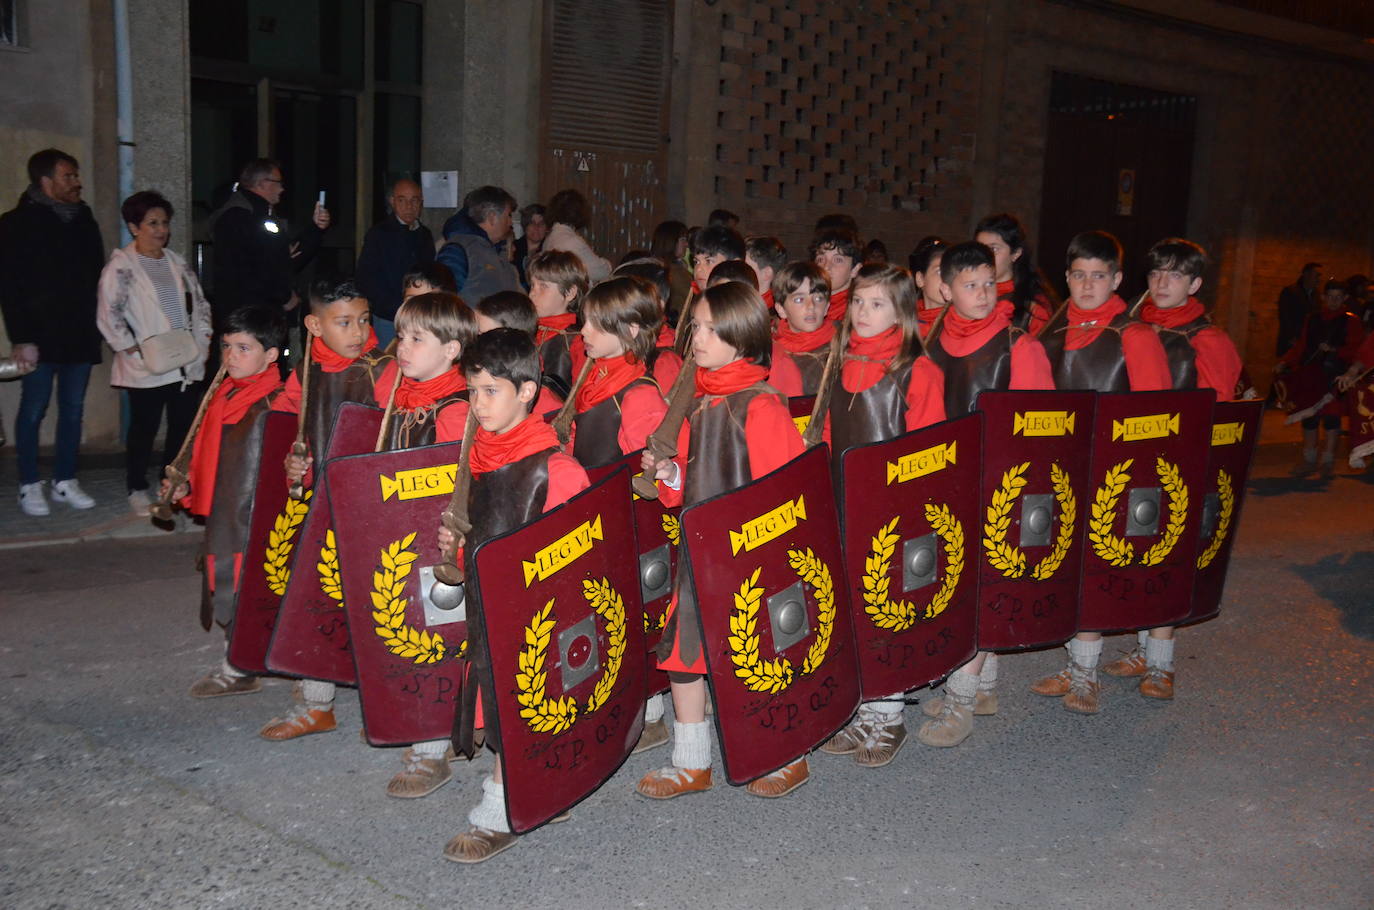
[{"x1": 1, "y1": 426, "x2": 1370, "y2": 909}]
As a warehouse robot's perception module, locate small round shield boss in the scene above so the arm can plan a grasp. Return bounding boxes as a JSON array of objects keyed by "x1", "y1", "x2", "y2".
[
  {"x1": 1132, "y1": 499, "x2": 1159, "y2": 526},
  {"x1": 909, "y1": 546, "x2": 936, "y2": 577},
  {"x1": 1027, "y1": 506, "x2": 1052, "y2": 535},
  {"x1": 642, "y1": 559, "x2": 669, "y2": 591},
  {"x1": 430, "y1": 581, "x2": 465, "y2": 611},
  {"x1": 775, "y1": 599, "x2": 805, "y2": 635}
]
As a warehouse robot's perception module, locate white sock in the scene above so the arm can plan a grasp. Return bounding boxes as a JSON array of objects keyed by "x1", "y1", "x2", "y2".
[
  {"x1": 1068, "y1": 637, "x2": 1102, "y2": 672},
  {"x1": 300, "y1": 679, "x2": 335, "y2": 707},
  {"x1": 1145, "y1": 636, "x2": 1175, "y2": 672},
  {"x1": 945, "y1": 670, "x2": 979, "y2": 704},
  {"x1": 1136, "y1": 630, "x2": 1149, "y2": 653},
  {"x1": 466, "y1": 775, "x2": 511, "y2": 833},
  {"x1": 412, "y1": 738, "x2": 447, "y2": 759},
  {"x1": 671, "y1": 721, "x2": 711, "y2": 770},
  {"x1": 978, "y1": 653, "x2": 999, "y2": 692},
  {"x1": 644, "y1": 693, "x2": 665, "y2": 724},
  {"x1": 219, "y1": 657, "x2": 247, "y2": 679},
  {"x1": 863, "y1": 693, "x2": 905, "y2": 726}
]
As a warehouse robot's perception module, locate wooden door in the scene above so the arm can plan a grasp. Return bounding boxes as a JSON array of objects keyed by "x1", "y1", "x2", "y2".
[{"x1": 540, "y1": 0, "x2": 672, "y2": 262}]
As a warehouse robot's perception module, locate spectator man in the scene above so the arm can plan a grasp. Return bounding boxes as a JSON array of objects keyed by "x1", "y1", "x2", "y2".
[
  {"x1": 436, "y1": 186, "x2": 522, "y2": 301},
  {"x1": 1276, "y1": 262, "x2": 1321, "y2": 357},
  {"x1": 355, "y1": 177, "x2": 434, "y2": 347},
  {"x1": 209, "y1": 158, "x2": 330, "y2": 327},
  {"x1": 0, "y1": 149, "x2": 106, "y2": 516}
]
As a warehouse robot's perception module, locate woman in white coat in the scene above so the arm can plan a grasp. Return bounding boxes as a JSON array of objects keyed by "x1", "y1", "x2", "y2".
[
  {"x1": 542, "y1": 188, "x2": 612, "y2": 283},
  {"x1": 96, "y1": 190, "x2": 212, "y2": 515}
]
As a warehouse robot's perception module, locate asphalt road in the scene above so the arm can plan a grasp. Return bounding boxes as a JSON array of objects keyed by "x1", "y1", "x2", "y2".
[{"x1": 1, "y1": 446, "x2": 1370, "y2": 910}]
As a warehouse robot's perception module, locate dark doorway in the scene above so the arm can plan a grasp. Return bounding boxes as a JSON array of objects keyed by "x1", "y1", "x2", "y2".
[{"x1": 1038, "y1": 73, "x2": 1197, "y2": 301}]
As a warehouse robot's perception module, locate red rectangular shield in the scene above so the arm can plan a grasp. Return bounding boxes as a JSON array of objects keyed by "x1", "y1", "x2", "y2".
[
  {"x1": 839, "y1": 413, "x2": 982, "y2": 696},
  {"x1": 1185, "y1": 400, "x2": 1263, "y2": 624},
  {"x1": 325, "y1": 439, "x2": 469, "y2": 745},
  {"x1": 266, "y1": 403, "x2": 383, "y2": 683},
  {"x1": 1079, "y1": 390, "x2": 1214, "y2": 632},
  {"x1": 224, "y1": 410, "x2": 296, "y2": 673},
  {"x1": 1347, "y1": 377, "x2": 1374, "y2": 467},
  {"x1": 585, "y1": 451, "x2": 674, "y2": 698},
  {"x1": 680, "y1": 444, "x2": 860, "y2": 785},
  {"x1": 788, "y1": 395, "x2": 817, "y2": 440},
  {"x1": 975, "y1": 391, "x2": 1097, "y2": 650},
  {"x1": 471, "y1": 468, "x2": 647, "y2": 833}
]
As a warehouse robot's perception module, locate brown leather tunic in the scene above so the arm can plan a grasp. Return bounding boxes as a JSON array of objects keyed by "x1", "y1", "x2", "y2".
[
  {"x1": 201, "y1": 397, "x2": 273, "y2": 630},
  {"x1": 459, "y1": 449, "x2": 555, "y2": 751},
  {"x1": 572, "y1": 376, "x2": 658, "y2": 469},
  {"x1": 302, "y1": 347, "x2": 392, "y2": 457},
  {"x1": 785, "y1": 346, "x2": 829, "y2": 396},
  {"x1": 540, "y1": 331, "x2": 576, "y2": 394},
  {"x1": 382, "y1": 393, "x2": 469, "y2": 450},
  {"x1": 925, "y1": 327, "x2": 1022, "y2": 419},
  {"x1": 659, "y1": 383, "x2": 784, "y2": 668},
  {"x1": 1151, "y1": 315, "x2": 1209, "y2": 390},
  {"x1": 1040, "y1": 311, "x2": 1134, "y2": 392},
  {"x1": 827, "y1": 360, "x2": 916, "y2": 464}
]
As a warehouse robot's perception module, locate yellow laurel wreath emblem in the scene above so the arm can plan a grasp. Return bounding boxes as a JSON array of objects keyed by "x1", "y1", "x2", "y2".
[
  {"x1": 862, "y1": 508, "x2": 964, "y2": 631},
  {"x1": 318, "y1": 528, "x2": 343, "y2": 604},
  {"x1": 1088, "y1": 460, "x2": 1136, "y2": 567},
  {"x1": 369, "y1": 533, "x2": 461, "y2": 665},
  {"x1": 983, "y1": 462, "x2": 1078, "y2": 580},
  {"x1": 263, "y1": 489, "x2": 311, "y2": 595},
  {"x1": 661, "y1": 512, "x2": 681, "y2": 546},
  {"x1": 1141, "y1": 458, "x2": 1188, "y2": 567},
  {"x1": 515, "y1": 579, "x2": 628, "y2": 734},
  {"x1": 726, "y1": 551, "x2": 838, "y2": 693},
  {"x1": 1196, "y1": 469, "x2": 1235, "y2": 570}
]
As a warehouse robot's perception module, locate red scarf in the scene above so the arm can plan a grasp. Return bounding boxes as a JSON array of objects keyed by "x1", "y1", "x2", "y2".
[
  {"x1": 761, "y1": 289, "x2": 774, "y2": 310},
  {"x1": 311, "y1": 327, "x2": 380, "y2": 373},
  {"x1": 1065, "y1": 295, "x2": 1127, "y2": 350},
  {"x1": 776, "y1": 319, "x2": 836, "y2": 354},
  {"x1": 826, "y1": 286, "x2": 850, "y2": 323},
  {"x1": 996, "y1": 279, "x2": 1015, "y2": 301},
  {"x1": 1140, "y1": 297, "x2": 1204, "y2": 328},
  {"x1": 842, "y1": 325, "x2": 903, "y2": 391},
  {"x1": 656, "y1": 324, "x2": 676, "y2": 350},
  {"x1": 536, "y1": 312, "x2": 576, "y2": 346},
  {"x1": 576, "y1": 352, "x2": 647, "y2": 411},
  {"x1": 939, "y1": 300, "x2": 1014, "y2": 356},
  {"x1": 394, "y1": 367, "x2": 466, "y2": 411},
  {"x1": 469, "y1": 412, "x2": 561, "y2": 475},
  {"x1": 186, "y1": 369, "x2": 283, "y2": 517},
  {"x1": 917, "y1": 301, "x2": 944, "y2": 333},
  {"x1": 695, "y1": 359, "x2": 769, "y2": 397}
]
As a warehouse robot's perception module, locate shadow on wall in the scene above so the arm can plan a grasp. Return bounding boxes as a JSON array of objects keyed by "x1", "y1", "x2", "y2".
[{"x1": 1289, "y1": 550, "x2": 1374, "y2": 640}]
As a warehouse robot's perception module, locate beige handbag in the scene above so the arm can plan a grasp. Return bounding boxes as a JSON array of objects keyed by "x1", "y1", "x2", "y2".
[{"x1": 138, "y1": 329, "x2": 200, "y2": 374}]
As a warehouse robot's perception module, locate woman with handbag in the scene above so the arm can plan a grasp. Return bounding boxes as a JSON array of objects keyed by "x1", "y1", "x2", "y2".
[{"x1": 96, "y1": 190, "x2": 212, "y2": 515}]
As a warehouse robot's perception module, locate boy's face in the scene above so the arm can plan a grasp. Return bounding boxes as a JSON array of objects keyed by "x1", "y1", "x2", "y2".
[
  {"x1": 474, "y1": 312, "x2": 503, "y2": 335},
  {"x1": 467, "y1": 368, "x2": 537, "y2": 434},
  {"x1": 1146, "y1": 266, "x2": 1202, "y2": 310},
  {"x1": 403, "y1": 279, "x2": 438, "y2": 302},
  {"x1": 304, "y1": 296, "x2": 371, "y2": 359},
  {"x1": 849, "y1": 282, "x2": 898, "y2": 339},
  {"x1": 914, "y1": 252, "x2": 947, "y2": 305},
  {"x1": 690, "y1": 298, "x2": 741, "y2": 371},
  {"x1": 530, "y1": 277, "x2": 573, "y2": 318},
  {"x1": 975, "y1": 231, "x2": 1020, "y2": 283},
  {"x1": 220, "y1": 332, "x2": 278, "y2": 380},
  {"x1": 942, "y1": 264, "x2": 998, "y2": 321},
  {"x1": 692, "y1": 252, "x2": 728, "y2": 289},
  {"x1": 745, "y1": 255, "x2": 774, "y2": 294},
  {"x1": 815, "y1": 245, "x2": 860, "y2": 294},
  {"x1": 580, "y1": 317, "x2": 632, "y2": 360},
  {"x1": 775, "y1": 278, "x2": 828, "y2": 334},
  {"x1": 1066, "y1": 258, "x2": 1122, "y2": 311},
  {"x1": 1323, "y1": 287, "x2": 1348, "y2": 311},
  {"x1": 396, "y1": 325, "x2": 460, "y2": 383}
]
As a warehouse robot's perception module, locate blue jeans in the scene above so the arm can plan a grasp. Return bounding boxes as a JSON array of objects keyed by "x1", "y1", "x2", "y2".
[{"x1": 15, "y1": 362, "x2": 93, "y2": 485}]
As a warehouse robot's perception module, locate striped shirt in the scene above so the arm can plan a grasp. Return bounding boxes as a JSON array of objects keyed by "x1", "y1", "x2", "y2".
[{"x1": 137, "y1": 253, "x2": 186, "y2": 331}]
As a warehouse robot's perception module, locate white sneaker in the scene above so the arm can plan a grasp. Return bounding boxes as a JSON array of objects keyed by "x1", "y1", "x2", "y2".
[
  {"x1": 51, "y1": 479, "x2": 96, "y2": 510},
  {"x1": 128, "y1": 489, "x2": 152, "y2": 517},
  {"x1": 19, "y1": 482, "x2": 50, "y2": 516}
]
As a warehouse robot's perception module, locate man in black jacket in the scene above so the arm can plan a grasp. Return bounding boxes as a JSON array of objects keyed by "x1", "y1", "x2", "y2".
[
  {"x1": 0, "y1": 149, "x2": 105, "y2": 517},
  {"x1": 355, "y1": 177, "x2": 434, "y2": 347},
  {"x1": 209, "y1": 158, "x2": 330, "y2": 328},
  {"x1": 1276, "y1": 262, "x2": 1321, "y2": 357}
]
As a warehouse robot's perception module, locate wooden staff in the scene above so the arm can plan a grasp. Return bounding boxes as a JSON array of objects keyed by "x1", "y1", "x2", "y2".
[
  {"x1": 552, "y1": 356, "x2": 594, "y2": 446},
  {"x1": 372, "y1": 364, "x2": 403, "y2": 453},
  {"x1": 286, "y1": 342, "x2": 312, "y2": 501},
  {"x1": 633, "y1": 348, "x2": 698, "y2": 500},
  {"x1": 802, "y1": 332, "x2": 843, "y2": 449},
  {"x1": 149, "y1": 364, "x2": 228, "y2": 521},
  {"x1": 433, "y1": 407, "x2": 479, "y2": 585}
]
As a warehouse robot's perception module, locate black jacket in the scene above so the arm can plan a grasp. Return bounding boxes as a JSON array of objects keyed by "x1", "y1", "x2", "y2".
[
  {"x1": 209, "y1": 189, "x2": 321, "y2": 326},
  {"x1": 355, "y1": 217, "x2": 435, "y2": 321},
  {"x1": 0, "y1": 192, "x2": 105, "y2": 364}
]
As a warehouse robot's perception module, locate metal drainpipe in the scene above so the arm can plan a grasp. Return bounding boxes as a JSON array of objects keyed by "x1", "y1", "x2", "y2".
[{"x1": 113, "y1": 0, "x2": 134, "y2": 245}]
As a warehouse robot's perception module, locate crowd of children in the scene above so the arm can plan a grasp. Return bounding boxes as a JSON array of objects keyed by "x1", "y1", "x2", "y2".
[{"x1": 172, "y1": 206, "x2": 1251, "y2": 865}]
